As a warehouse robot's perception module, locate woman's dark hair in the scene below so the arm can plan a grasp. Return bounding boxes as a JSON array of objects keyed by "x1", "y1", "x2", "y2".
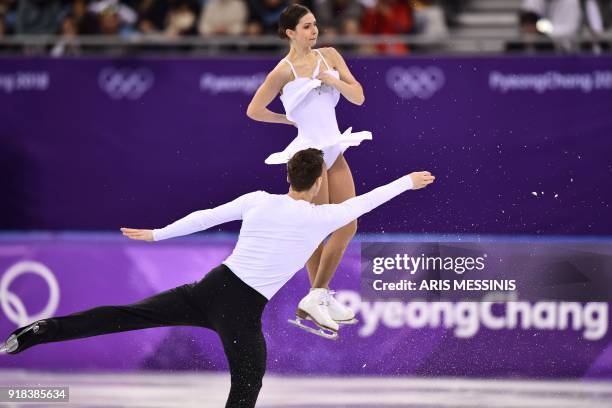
[
  {"x1": 287, "y1": 148, "x2": 324, "y2": 191},
  {"x1": 277, "y1": 4, "x2": 312, "y2": 40}
]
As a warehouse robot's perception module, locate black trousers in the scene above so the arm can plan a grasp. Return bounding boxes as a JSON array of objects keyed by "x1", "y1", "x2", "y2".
[{"x1": 21, "y1": 264, "x2": 269, "y2": 408}]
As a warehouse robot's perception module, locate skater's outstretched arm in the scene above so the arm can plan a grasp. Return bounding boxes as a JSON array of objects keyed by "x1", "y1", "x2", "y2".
[
  {"x1": 312, "y1": 171, "x2": 435, "y2": 234},
  {"x1": 121, "y1": 191, "x2": 264, "y2": 242}
]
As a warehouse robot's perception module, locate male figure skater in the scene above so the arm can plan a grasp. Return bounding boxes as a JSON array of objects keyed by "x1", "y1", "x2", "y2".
[{"x1": 0, "y1": 148, "x2": 435, "y2": 408}]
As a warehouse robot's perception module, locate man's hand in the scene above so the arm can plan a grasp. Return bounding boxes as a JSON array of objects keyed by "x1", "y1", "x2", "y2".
[
  {"x1": 120, "y1": 228, "x2": 154, "y2": 242},
  {"x1": 409, "y1": 171, "x2": 435, "y2": 190}
]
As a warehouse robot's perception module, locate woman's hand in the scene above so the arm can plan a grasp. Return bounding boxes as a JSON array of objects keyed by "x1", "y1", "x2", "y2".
[
  {"x1": 316, "y1": 71, "x2": 339, "y2": 87},
  {"x1": 120, "y1": 228, "x2": 154, "y2": 242},
  {"x1": 320, "y1": 47, "x2": 365, "y2": 105},
  {"x1": 408, "y1": 171, "x2": 436, "y2": 190}
]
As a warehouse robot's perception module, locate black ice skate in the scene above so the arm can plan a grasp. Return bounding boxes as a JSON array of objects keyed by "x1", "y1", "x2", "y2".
[{"x1": 0, "y1": 320, "x2": 50, "y2": 354}]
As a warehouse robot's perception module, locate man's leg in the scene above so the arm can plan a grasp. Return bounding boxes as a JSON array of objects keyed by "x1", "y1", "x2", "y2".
[
  {"x1": 202, "y1": 265, "x2": 269, "y2": 408},
  {"x1": 219, "y1": 327, "x2": 267, "y2": 408},
  {"x1": 3, "y1": 279, "x2": 210, "y2": 354}
]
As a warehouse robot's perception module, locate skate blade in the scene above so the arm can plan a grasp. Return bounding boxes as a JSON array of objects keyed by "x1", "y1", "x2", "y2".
[
  {"x1": 335, "y1": 317, "x2": 359, "y2": 325},
  {"x1": 288, "y1": 318, "x2": 338, "y2": 340},
  {"x1": 0, "y1": 322, "x2": 39, "y2": 354},
  {"x1": 0, "y1": 335, "x2": 18, "y2": 354}
]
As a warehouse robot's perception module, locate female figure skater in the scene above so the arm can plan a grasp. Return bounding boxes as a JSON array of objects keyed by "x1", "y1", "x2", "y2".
[
  {"x1": 246, "y1": 4, "x2": 370, "y2": 333},
  {"x1": 0, "y1": 148, "x2": 435, "y2": 407}
]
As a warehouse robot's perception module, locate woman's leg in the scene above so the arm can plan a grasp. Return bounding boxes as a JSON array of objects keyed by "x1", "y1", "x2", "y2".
[
  {"x1": 312, "y1": 153, "x2": 357, "y2": 288},
  {"x1": 49, "y1": 282, "x2": 210, "y2": 342},
  {"x1": 305, "y1": 166, "x2": 329, "y2": 286}
]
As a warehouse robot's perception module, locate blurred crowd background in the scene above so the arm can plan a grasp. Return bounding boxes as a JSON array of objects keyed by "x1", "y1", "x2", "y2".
[{"x1": 0, "y1": 0, "x2": 610, "y2": 55}]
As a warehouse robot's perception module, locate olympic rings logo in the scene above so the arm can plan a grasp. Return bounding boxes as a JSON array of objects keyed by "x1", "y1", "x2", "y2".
[
  {"x1": 0, "y1": 261, "x2": 60, "y2": 328},
  {"x1": 98, "y1": 67, "x2": 154, "y2": 100},
  {"x1": 386, "y1": 66, "x2": 445, "y2": 100}
]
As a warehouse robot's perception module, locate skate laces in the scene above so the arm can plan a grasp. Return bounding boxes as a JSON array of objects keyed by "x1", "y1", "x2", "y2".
[
  {"x1": 327, "y1": 290, "x2": 337, "y2": 305},
  {"x1": 323, "y1": 289, "x2": 339, "y2": 306},
  {"x1": 314, "y1": 289, "x2": 330, "y2": 306}
]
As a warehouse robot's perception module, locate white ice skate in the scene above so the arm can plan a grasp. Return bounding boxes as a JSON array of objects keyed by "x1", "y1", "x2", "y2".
[
  {"x1": 288, "y1": 288, "x2": 339, "y2": 340},
  {"x1": 328, "y1": 290, "x2": 358, "y2": 325}
]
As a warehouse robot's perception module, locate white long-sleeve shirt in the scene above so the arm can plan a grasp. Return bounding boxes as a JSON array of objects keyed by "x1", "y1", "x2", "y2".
[{"x1": 153, "y1": 175, "x2": 414, "y2": 299}]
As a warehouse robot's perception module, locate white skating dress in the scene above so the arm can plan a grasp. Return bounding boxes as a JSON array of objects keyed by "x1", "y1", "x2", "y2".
[{"x1": 264, "y1": 48, "x2": 372, "y2": 169}]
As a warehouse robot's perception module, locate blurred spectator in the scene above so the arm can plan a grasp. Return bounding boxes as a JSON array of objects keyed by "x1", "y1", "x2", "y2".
[
  {"x1": 506, "y1": 10, "x2": 555, "y2": 52},
  {"x1": 16, "y1": 0, "x2": 63, "y2": 34},
  {"x1": 99, "y1": 6, "x2": 121, "y2": 34},
  {"x1": 361, "y1": 0, "x2": 413, "y2": 54},
  {"x1": 51, "y1": 13, "x2": 80, "y2": 56},
  {"x1": 580, "y1": 0, "x2": 606, "y2": 40},
  {"x1": 64, "y1": 0, "x2": 98, "y2": 34},
  {"x1": 521, "y1": 0, "x2": 604, "y2": 51},
  {"x1": 246, "y1": 0, "x2": 288, "y2": 36},
  {"x1": 164, "y1": 0, "x2": 199, "y2": 37},
  {"x1": 0, "y1": 3, "x2": 6, "y2": 37},
  {"x1": 437, "y1": 0, "x2": 459, "y2": 27},
  {"x1": 136, "y1": 0, "x2": 169, "y2": 34},
  {"x1": 88, "y1": 0, "x2": 137, "y2": 35},
  {"x1": 69, "y1": 0, "x2": 87, "y2": 22},
  {"x1": 89, "y1": 0, "x2": 137, "y2": 25},
  {"x1": 357, "y1": 0, "x2": 375, "y2": 8},
  {"x1": 601, "y1": 0, "x2": 611, "y2": 27},
  {"x1": 315, "y1": 0, "x2": 363, "y2": 37},
  {"x1": 291, "y1": 0, "x2": 314, "y2": 11},
  {"x1": 59, "y1": 13, "x2": 78, "y2": 37},
  {"x1": 412, "y1": 0, "x2": 447, "y2": 37},
  {"x1": 198, "y1": 0, "x2": 248, "y2": 35}
]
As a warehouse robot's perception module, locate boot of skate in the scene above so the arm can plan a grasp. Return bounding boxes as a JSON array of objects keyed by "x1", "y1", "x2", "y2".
[
  {"x1": 327, "y1": 290, "x2": 357, "y2": 324},
  {"x1": 297, "y1": 288, "x2": 339, "y2": 332}
]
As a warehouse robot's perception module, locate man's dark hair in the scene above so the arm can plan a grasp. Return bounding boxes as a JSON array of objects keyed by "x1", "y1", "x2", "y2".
[{"x1": 287, "y1": 148, "x2": 324, "y2": 192}]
